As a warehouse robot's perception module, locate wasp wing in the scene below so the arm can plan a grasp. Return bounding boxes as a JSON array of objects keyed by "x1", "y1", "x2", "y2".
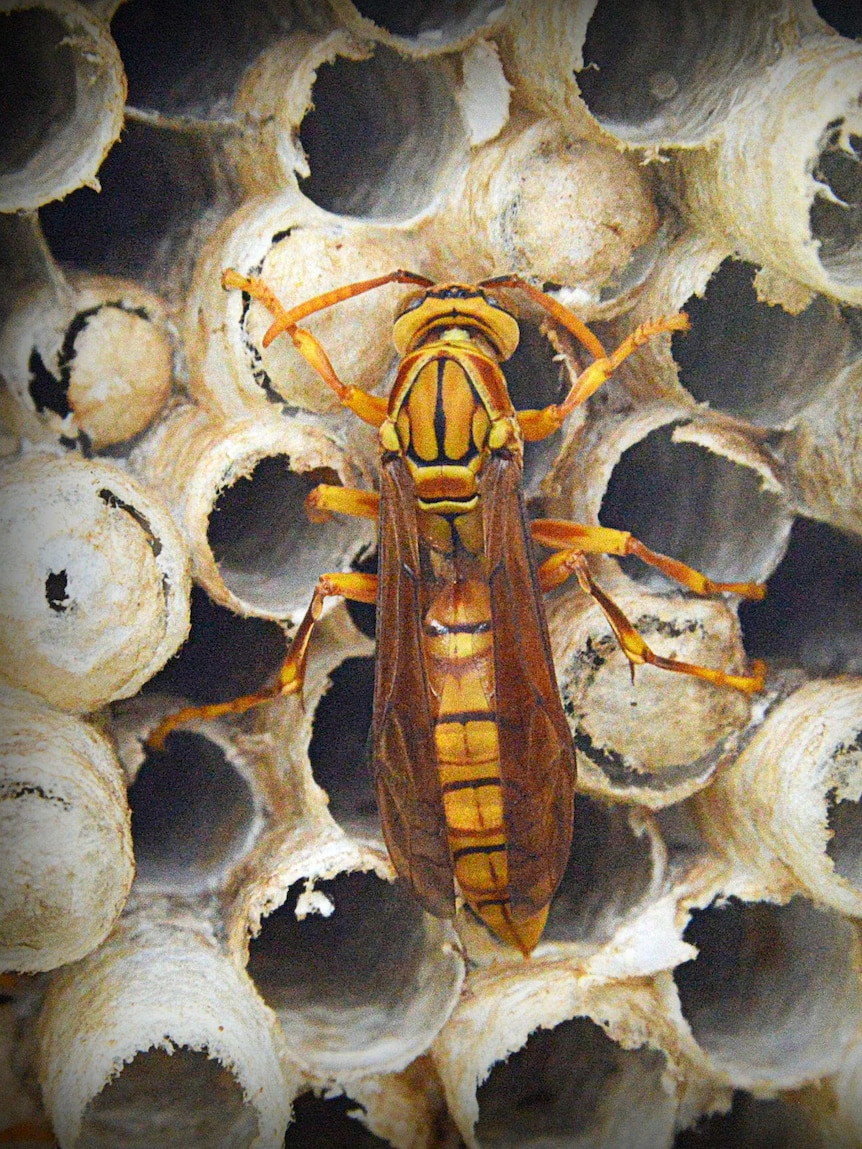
[
  {"x1": 481, "y1": 453, "x2": 576, "y2": 921},
  {"x1": 370, "y1": 455, "x2": 455, "y2": 918}
]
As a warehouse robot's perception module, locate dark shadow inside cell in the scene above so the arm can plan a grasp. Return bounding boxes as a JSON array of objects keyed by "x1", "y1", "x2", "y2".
[
  {"x1": 811, "y1": 0, "x2": 862, "y2": 40},
  {"x1": 599, "y1": 427, "x2": 787, "y2": 589},
  {"x1": 674, "y1": 896, "x2": 860, "y2": 1074},
  {"x1": 672, "y1": 259, "x2": 850, "y2": 426},
  {"x1": 826, "y1": 781, "x2": 862, "y2": 888},
  {"x1": 811, "y1": 122, "x2": 862, "y2": 277},
  {"x1": 0, "y1": 9, "x2": 73, "y2": 175},
  {"x1": 308, "y1": 656, "x2": 379, "y2": 832},
  {"x1": 674, "y1": 1089, "x2": 823, "y2": 1149},
  {"x1": 476, "y1": 1017, "x2": 669, "y2": 1147},
  {"x1": 346, "y1": 549, "x2": 378, "y2": 639},
  {"x1": 297, "y1": 49, "x2": 463, "y2": 219},
  {"x1": 577, "y1": 0, "x2": 762, "y2": 141},
  {"x1": 247, "y1": 872, "x2": 428, "y2": 1015},
  {"x1": 504, "y1": 319, "x2": 569, "y2": 499},
  {"x1": 39, "y1": 121, "x2": 223, "y2": 283},
  {"x1": 208, "y1": 457, "x2": 344, "y2": 615},
  {"x1": 143, "y1": 585, "x2": 286, "y2": 706},
  {"x1": 351, "y1": 0, "x2": 449, "y2": 35},
  {"x1": 111, "y1": 0, "x2": 288, "y2": 118},
  {"x1": 544, "y1": 796, "x2": 653, "y2": 944},
  {"x1": 283, "y1": 1092, "x2": 388, "y2": 1149},
  {"x1": 740, "y1": 517, "x2": 862, "y2": 675},
  {"x1": 129, "y1": 730, "x2": 257, "y2": 888},
  {"x1": 80, "y1": 1048, "x2": 257, "y2": 1149}
]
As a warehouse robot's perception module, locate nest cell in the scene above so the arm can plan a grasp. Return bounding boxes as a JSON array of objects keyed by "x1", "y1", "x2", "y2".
[
  {"x1": 671, "y1": 258, "x2": 852, "y2": 427},
  {"x1": 111, "y1": 0, "x2": 290, "y2": 121},
  {"x1": 0, "y1": 275, "x2": 175, "y2": 451},
  {"x1": 0, "y1": 453, "x2": 190, "y2": 712},
  {"x1": 0, "y1": 687, "x2": 133, "y2": 972},
  {"x1": 474, "y1": 1017, "x2": 675, "y2": 1149},
  {"x1": 246, "y1": 869, "x2": 463, "y2": 1077},
  {"x1": 0, "y1": 0, "x2": 125, "y2": 211},
  {"x1": 283, "y1": 1092, "x2": 389, "y2": 1149},
  {"x1": 576, "y1": 0, "x2": 786, "y2": 147},
  {"x1": 76, "y1": 1047, "x2": 260, "y2": 1149},
  {"x1": 38, "y1": 912, "x2": 294, "y2": 1149},
  {"x1": 128, "y1": 730, "x2": 262, "y2": 893},
  {"x1": 810, "y1": 114, "x2": 862, "y2": 290},
  {"x1": 674, "y1": 1090, "x2": 826, "y2": 1148},
  {"x1": 740, "y1": 517, "x2": 862, "y2": 674},
  {"x1": 308, "y1": 655, "x2": 380, "y2": 837},
  {"x1": 827, "y1": 789, "x2": 862, "y2": 892},
  {"x1": 542, "y1": 796, "x2": 657, "y2": 945},
  {"x1": 674, "y1": 896, "x2": 862, "y2": 1088},
  {"x1": 39, "y1": 120, "x2": 228, "y2": 288},
  {"x1": 143, "y1": 585, "x2": 287, "y2": 708},
  {"x1": 296, "y1": 47, "x2": 466, "y2": 220},
  {"x1": 207, "y1": 455, "x2": 358, "y2": 620},
  {"x1": 599, "y1": 425, "x2": 790, "y2": 590}
]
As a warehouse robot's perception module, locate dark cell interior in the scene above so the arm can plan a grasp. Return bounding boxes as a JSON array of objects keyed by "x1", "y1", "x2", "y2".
[
  {"x1": 297, "y1": 49, "x2": 462, "y2": 219},
  {"x1": 247, "y1": 871, "x2": 428, "y2": 1015},
  {"x1": 111, "y1": 0, "x2": 288, "y2": 118},
  {"x1": 740, "y1": 517, "x2": 862, "y2": 675},
  {"x1": 544, "y1": 795, "x2": 652, "y2": 944},
  {"x1": 143, "y1": 584, "x2": 286, "y2": 706},
  {"x1": 284, "y1": 1093, "x2": 388, "y2": 1149},
  {"x1": 599, "y1": 426, "x2": 786, "y2": 588},
  {"x1": 39, "y1": 121, "x2": 220, "y2": 282},
  {"x1": 79, "y1": 1048, "x2": 257, "y2": 1149},
  {"x1": 674, "y1": 896, "x2": 860, "y2": 1073},
  {"x1": 0, "y1": 10, "x2": 73, "y2": 175},
  {"x1": 130, "y1": 730, "x2": 256, "y2": 887},
  {"x1": 308, "y1": 656, "x2": 379, "y2": 828},
  {"x1": 208, "y1": 458, "x2": 343, "y2": 615},
  {"x1": 812, "y1": 0, "x2": 862, "y2": 38},
  {"x1": 476, "y1": 1016, "x2": 668, "y2": 1147},
  {"x1": 675, "y1": 1090, "x2": 823, "y2": 1149},
  {"x1": 810, "y1": 123, "x2": 862, "y2": 272},
  {"x1": 672, "y1": 258, "x2": 850, "y2": 425}
]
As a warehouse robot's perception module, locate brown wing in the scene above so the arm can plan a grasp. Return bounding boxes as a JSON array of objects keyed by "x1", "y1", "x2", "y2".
[
  {"x1": 481, "y1": 453, "x2": 576, "y2": 921},
  {"x1": 370, "y1": 455, "x2": 454, "y2": 918}
]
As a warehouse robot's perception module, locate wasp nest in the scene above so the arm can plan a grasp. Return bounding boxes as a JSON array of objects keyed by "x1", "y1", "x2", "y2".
[{"x1": 2, "y1": 2, "x2": 862, "y2": 1147}]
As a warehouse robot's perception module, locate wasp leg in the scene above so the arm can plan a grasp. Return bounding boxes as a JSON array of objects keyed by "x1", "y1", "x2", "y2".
[
  {"x1": 481, "y1": 274, "x2": 608, "y2": 360},
  {"x1": 222, "y1": 268, "x2": 431, "y2": 427},
  {"x1": 536, "y1": 548, "x2": 765, "y2": 693},
  {"x1": 305, "y1": 484, "x2": 379, "y2": 523},
  {"x1": 517, "y1": 313, "x2": 690, "y2": 442},
  {"x1": 531, "y1": 519, "x2": 766, "y2": 600},
  {"x1": 147, "y1": 571, "x2": 379, "y2": 750}
]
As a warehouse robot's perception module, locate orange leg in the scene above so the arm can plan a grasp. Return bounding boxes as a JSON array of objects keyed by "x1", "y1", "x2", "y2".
[
  {"x1": 516, "y1": 313, "x2": 690, "y2": 442},
  {"x1": 536, "y1": 547, "x2": 765, "y2": 694},
  {"x1": 531, "y1": 519, "x2": 766, "y2": 600},
  {"x1": 222, "y1": 268, "x2": 432, "y2": 427},
  {"x1": 305, "y1": 483, "x2": 379, "y2": 524},
  {"x1": 148, "y1": 571, "x2": 378, "y2": 750}
]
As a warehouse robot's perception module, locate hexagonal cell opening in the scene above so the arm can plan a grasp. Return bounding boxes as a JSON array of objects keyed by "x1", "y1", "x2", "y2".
[
  {"x1": 79, "y1": 1048, "x2": 258, "y2": 1149},
  {"x1": 674, "y1": 896, "x2": 862, "y2": 1083},
  {"x1": 130, "y1": 730, "x2": 260, "y2": 891},
  {"x1": 475, "y1": 1017, "x2": 673, "y2": 1148}
]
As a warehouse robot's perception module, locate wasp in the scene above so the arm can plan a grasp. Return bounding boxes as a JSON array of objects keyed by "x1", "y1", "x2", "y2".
[{"x1": 151, "y1": 269, "x2": 765, "y2": 955}]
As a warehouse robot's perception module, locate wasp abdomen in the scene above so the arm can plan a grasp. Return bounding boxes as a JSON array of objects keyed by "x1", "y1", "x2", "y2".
[{"x1": 424, "y1": 574, "x2": 547, "y2": 954}]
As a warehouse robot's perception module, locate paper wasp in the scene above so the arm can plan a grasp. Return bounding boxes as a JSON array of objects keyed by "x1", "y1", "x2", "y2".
[{"x1": 150, "y1": 269, "x2": 765, "y2": 955}]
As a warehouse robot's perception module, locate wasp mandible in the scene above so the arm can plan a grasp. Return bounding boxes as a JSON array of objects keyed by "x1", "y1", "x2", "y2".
[{"x1": 151, "y1": 270, "x2": 765, "y2": 955}]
